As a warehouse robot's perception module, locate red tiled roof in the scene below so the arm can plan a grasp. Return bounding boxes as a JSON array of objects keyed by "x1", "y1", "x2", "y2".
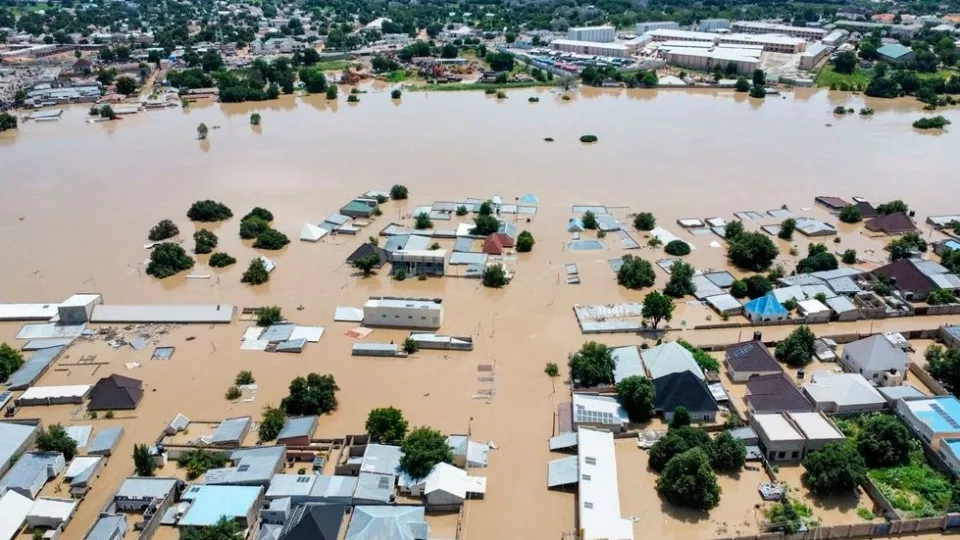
[
  {"x1": 482, "y1": 235, "x2": 504, "y2": 255},
  {"x1": 491, "y1": 232, "x2": 514, "y2": 248}
]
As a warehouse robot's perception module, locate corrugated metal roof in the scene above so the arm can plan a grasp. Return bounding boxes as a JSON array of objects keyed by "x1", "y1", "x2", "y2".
[
  {"x1": 7, "y1": 346, "x2": 65, "y2": 389},
  {"x1": 277, "y1": 416, "x2": 317, "y2": 440},
  {"x1": 353, "y1": 472, "x2": 394, "y2": 503},
  {"x1": 87, "y1": 426, "x2": 124, "y2": 455},
  {"x1": 211, "y1": 417, "x2": 251, "y2": 444},
  {"x1": 91, "y1": 305, "x2": 234, "y2": 323}
]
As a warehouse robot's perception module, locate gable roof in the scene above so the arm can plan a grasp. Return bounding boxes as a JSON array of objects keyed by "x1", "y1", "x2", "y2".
[
  {"x1": 88, "y1": 374, "x2": 144, "y2": 410},
  {"x1": 653, "y1": 371, "x2": 719, "y2": 413},
  {"x1": 873, "y1": 259, "x2": 937, "y2": 297},
  {"x1": 279, "y1": 504, "x2": 345, "y2": 540},
  {"x1": 491, "y1": 232, "x2": 514, "y2": 248},
  {"x1": 803, "y1": 371, "x2": 886, "y2": 408},
  {"x1": 864, "y1": 212, "x2": 918, "y2": 235},
  {"x1": 877, "y1": 43, "x2": 913, "y2": 59},
  {"x1": 346, "y1": 243, "x2": 390, "y2": 268},
  {"x1": 842, "y1": 334, "x2": 909, "y2": 372},
  {"x1": 745, "y1": 373, "x2": 814, "y2": 413},
  {"x1": 744, "y1": 293, "x2": 788, "y2": 317},
  {"x1": 346, "y1": 506, "x2": 428, "y2": 540},
  {"x1": 855, "y1": 201, "x2": 878, "y2": 218},
  {"x1": 725, "y1": 340, "x2": 782, "y2": 374},
  {"x1": 482, "y1": 235, "x2": 504, "y2": 255},
  {"x1": 423, "y1": 462, "x2": 467, "y2": 499},
  {"x1": 641, "y1": 341, "x2": 705, "y2": 380}
]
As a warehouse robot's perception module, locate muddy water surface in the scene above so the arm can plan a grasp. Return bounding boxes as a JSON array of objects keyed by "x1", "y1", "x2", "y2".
[{"x1": 1, "y1": 86, "x2": 959, "y2": 540}]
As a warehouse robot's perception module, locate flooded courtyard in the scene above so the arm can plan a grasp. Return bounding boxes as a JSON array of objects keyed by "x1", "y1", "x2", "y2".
[{"x1": 2, "y1": 85, "x2": 960, "y2": 540}]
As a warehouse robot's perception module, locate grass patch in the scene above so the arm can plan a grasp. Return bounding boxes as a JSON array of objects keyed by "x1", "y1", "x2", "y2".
[
  {"x1": 857, "y1": 507, "x2": 875, "y2": 520},
  {"x1": 383, "y1": 70, "x2": 408, "y2": 83},
  {"x1": 406, "y1": 81, "x2": 552, "y2": 92},
  {"x1": 314, "y1": 60, "x2": 353, "y2": 72},
  {"x1": 868, "y1": 450, "x2": 955, "y2": 518},
  {"x1": 815, "y1": 65, "x2": 873, "y2": 89}
]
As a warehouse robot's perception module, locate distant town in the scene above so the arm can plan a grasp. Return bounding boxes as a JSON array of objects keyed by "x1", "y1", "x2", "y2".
[{"x1": 2, "y1": 0, "x2": 960, "y2": 132}]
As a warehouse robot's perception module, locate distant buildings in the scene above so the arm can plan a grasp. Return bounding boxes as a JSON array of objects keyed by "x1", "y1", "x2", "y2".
[
  {"x1": 730, "y1": 21, "x2": 827, "y2": 40},
  {"x1": 550, "y1": 39, "x2": 629, "y2": 58},
  {"x1": 362, "y1": 297, "x2": 443, "y2": 329},
  {"x1": 648, "y1": 29, "x2": 718, "y2": 43},
  {"x1": 800, "y1": 43, "x2": 832, "y2": 70},
  {"x1": 698, "y1": 19, "x2": 730, "y2": 32},
  {"x1": 566, "y1": 26, "x2": 615, "y2": 43},
  {"x1": 636, "y1": 21, "x2": 680, "y2": 34},
  {"x1": 717, "y1": 33, "x2": 807, "y2": 53},
  {"x1": 876, "y1": 43, "x2": 915, "y2": 63}
]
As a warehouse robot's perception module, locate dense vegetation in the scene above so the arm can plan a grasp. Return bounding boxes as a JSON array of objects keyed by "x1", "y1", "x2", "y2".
[
  {"x1": 209, "y1": 252, "x2": 237, "y2": 267},
  {"x1": 727, "y1": 231, "x2": 779, "y2": 271},
  {"x1": 0, "y1": 343, "x2": 24, "y2": 383},
  {"x1": 280, "y1": 373, "x2": 340, "y2": 416},
  {"x1": 617, "y1": 375, "x2": 655, "y2": 422},
  {"x1": 187, "y1": 200, "x2": 233, "y2": 222},
  {"x1": 366, "y1": 406, "x2": 409, "y2": 443},
  {"x1": 36, "y1": 424, "x2": 79, "y2": 460},
  {"x1": 146, "y1": 243, "x2": 194, "y2": 278},
  {"x1": 617, "y1": 254, "x2": 656, "y2": 289},
  {"x1": 796, "y1": 243, "x2": 839, "y2": 274},
  {"x1": 242, "y1": 258, "x2": 270, "y2": 284},
  {"x1": 400, "y1": 426, "x2": 453, "y2": 479},
  {"x1": 568, "y1": 341, "x2": 615, "y2": 388},
  {"x1": 775, "y1": 325, "x2": 816, "y2": 367},
  {"x1": 148, "y1": 219, "x2": 179, "y2": 241}
]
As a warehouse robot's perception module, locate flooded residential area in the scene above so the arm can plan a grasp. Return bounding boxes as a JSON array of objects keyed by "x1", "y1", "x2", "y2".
[{"x1": 5, "y1": 78, "x2": 960, "y2": 540}]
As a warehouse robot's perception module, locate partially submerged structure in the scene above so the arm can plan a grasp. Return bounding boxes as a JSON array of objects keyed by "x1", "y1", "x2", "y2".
[
  {"x1": 87, "y1": 374, "x2": 144, "y2": 411},
  {"x1": 362, "y1": 297, "x2": 443, "y2": 329}
]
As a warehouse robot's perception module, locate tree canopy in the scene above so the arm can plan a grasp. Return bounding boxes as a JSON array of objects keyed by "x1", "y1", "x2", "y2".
[
  {"x1": 664, "y1": 240, "x2": 691, "y2": 256},
  {"x1": 775, "y1": 326, "x2": 816, "y2": 367},
  {"x1": 730, "y1": 279, "x2": 748, "y2": 299},
  {"x1": 516, "y1": 231, "x2": 535, "y2": 252},
  {"x1": 366, "y1": 406, "x2": 409, "y2": 443},
  {"x1": 280, "y1": 373, "x2": 340, "y2": 416},
  {"x1": 618, "y1": 255, "x2": 656, "y2": 289},
  {"x1": 209, "y1": 252, "x2": 236, "y2": 267},
  {"x1": 648, "y1": 426, "x2": 711, "y2": 472},
  {"x1": 482, "y1": 264, "x2": 509, "y2": 288},
  {"x1": 133, "y1": 443, "x2": 156, "y2": 476},
  {"x1": 663, "y1": 260, "x2": 695, "y2": 298},
  {"x1": 240, "y1": 216, "x2": 271, "y2": 239},
  {"x1": 242, "y1": 207, "x2": 274, "y2": 222},
  {"x1": 242, "y1": 258, "x2": 270, "y2": 284},
  {"x1": 889, "y1": 233, "x2": 928, "y2": 261},
  {"x1": 258, "y1": 405, "x2": 286, "y2": 441},
  {"x1": 568, "y1": 341, "x2": 616, "y2": 388},
  {"x1": 390, "y1": 184, "x2": 408, "y2": 200},
  {"x1": 400, "y1": 427, "x2": 453, "y2": 479},
  {"x1": 803, "y1": 442, "x2": 867, "y2": 496},
  {"x1": 148, "y1": 219, "x2": 179, "y2": 241},
  {"x1": 724, "y1": 221, "x2": 744, "y2": 240},
  {"x1": 187, "y1": 200, "x2": 233, "y2": 222},
  {"x1": 710, "y1": 431, "x2": 747, "y2": 472},
  {"x1": 796, "y1": 243, "x2": 838, "y2": 274},
  {"x1": 877, "y1": 200, "x2": 909, "y2": 215},
  {"x1": 839, "y1": 205, "x2": 862, "y2": 223},
  {"x1": 37, "y1": 424, "x2": 79, "y2": 460},
  {"x1": 778, "y1": 218, "x2": 796, "y2": 241},
  {"x1": 415, "y1": 212, "x2": 433, "y2": 230},
  {"x1": 582, "y1": 210, "x2": 598, "y2": 230},
  {"x1": 856, "y1": 413, "x2": 912, "y2": 468},
  {"x1": 617, "y1": 376, "x2": 655, "y2": 422},
  {"x1": 183, "y1": 516, "x2": 241, "y2": 540},
  {"x1": 642, "y1": 291, "x2": 675, "y2": 330},
  {"x1": 743, "y1": 275, "x2": 774, "y2": 299},
  {"x1": 669, "y1": 406, "x2": 691, "y2": 429},
  {"x1": 472, "y1": 214, "x2": 500, "y2": 236},
  {"x1": 925, "y1": 344, "x2": 960, "y2": 396},
  {"x1": 0, "y1": 344, "x2": 25, "y2": 383},
  {"x1": 193, "y1": 229, "x2": 218, "y2": 254},
  {"x1": 146, "y1": 243, "x2": 194, "y2": 278},
  {"x1": 634, "y1": 212, "x2": 656, "y2": 231},
  {"x1": 833, "y1": 51, "x2": 857, "y2": 74},
  {"x1": 677, "y1": 340, "x2": 720, "y2": 372},
  {"x1": 655, "y1": 448, "x2": 722, "y2": 510},
  {"x1": 727, "y1": 231, "x2": 779, "y2": 271},
  {"x1": 253, "y1": 229, "x2": 290, "y2": 250}
]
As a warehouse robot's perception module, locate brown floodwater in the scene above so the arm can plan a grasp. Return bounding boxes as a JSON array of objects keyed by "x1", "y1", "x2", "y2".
[{"x1": 1, "y1": 85, "x2": 959, "y2": 540}]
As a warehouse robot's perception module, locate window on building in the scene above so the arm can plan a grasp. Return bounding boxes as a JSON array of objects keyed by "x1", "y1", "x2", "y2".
[
  {"x1": 585, "y1": 456, "x2": 596, "y2": 465},
  {"x1": 778, "y1": 451, "x2": 785, "y2": 459},
  {"x1": 791, "y1": 451, "x2": 799, "y2": 459}
]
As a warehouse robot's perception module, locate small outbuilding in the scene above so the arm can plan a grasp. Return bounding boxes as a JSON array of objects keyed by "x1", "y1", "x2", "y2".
[{"x1": 743, "y1": 293, "x2": 788, "y2": 323}]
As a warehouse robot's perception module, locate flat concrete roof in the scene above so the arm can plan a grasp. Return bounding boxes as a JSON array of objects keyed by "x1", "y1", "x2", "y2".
[
  {"x1": 754, "y1": 413, "x2": 804, "y2": 442},
  {"x1": 91, "y1": 304, "x2": 234, "y2": 323}
]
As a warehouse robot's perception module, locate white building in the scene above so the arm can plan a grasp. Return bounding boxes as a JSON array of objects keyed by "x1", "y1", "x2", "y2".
[
  {"x1": 717, "y1": 33, "x2": 807, "y2": 53},
  {"x1": 422, "y1": 462, "x2": 485, "y2": 507},
  {"x1": 572, "y1": 393, "x2": 629, "y2": 432},
  {"x1": 362, "y1": 297, "x2": 443, "y2": 329},
  {"x1": 550, "y1": 39, "x2": 629, "y2": 58},
  {"x1": 731, "y1": 21, "x2": 827, "y2": 40},
  {"x1": 25, "y1": 498, "x2": 78, "y2": 529},
  {"x1": 636, "y1": 21, "x2": 680, "y2": 34},
  {"x1": 661, "y1": 46, "x2": 760, "y2": 75},
  {"x1": 752, "y1": 411, "x2": 844, "y2": 462},
  {"x1": 801, "y1": 371, "x2": 886, "y2": 415},
  {"x1": 567, "y1": 26, "x2": 615, "y2": 43},
  {"x1": 698, "y1": 19, "x2": 731, "y2": 32},
  {"x1": 800, "y1": 43, "x2": 832, "y2": 70},
  {"x1": 577, "y1": 428, "x2": 634, "y2": 540},
  {"x1": 823, "y1": 30, "x2": 849, "y2": 47},
  {"x1": 937, "y1": 439, "x2": 960, "y2": 476},
  {"x1": 648, "y1": 29, "x2": 719, "y2": 43}
]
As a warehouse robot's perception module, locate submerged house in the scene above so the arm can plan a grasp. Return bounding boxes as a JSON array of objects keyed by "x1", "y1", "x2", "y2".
[
  {"x1": 744, "y1": 293, "x2": 788, "y2": 323},
  {"x1": 653, "y1": 371, "x2": 719, "y2": 422},
  {"x1": 87, "y1": 374, "x2": 144, "y2": 411},
  {"x1": 865, "y1": 212, "x2": 918, "y2": 235}
]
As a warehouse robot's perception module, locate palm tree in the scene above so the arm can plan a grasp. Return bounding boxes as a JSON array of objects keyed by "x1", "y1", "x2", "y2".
[{"x1": 197, "y1": 123, "x2": 209, "y2": 140}]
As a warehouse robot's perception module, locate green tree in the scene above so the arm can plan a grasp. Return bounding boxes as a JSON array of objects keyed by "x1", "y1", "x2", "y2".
[
  {"x1": 400, "y1": 427, "x2": 453, "y2": 478},
  {"x1": 366, "y1": 407, "x2": 409, "y2": 443},
  {"x1": 146, "y1": 243, "x2": 194, "y2": 278},
  {"x1": 725, "y1": 221, "x2": 744, "y2": 240},
  {"x1": 390, "y1": 184, "x2": 408, "y2": 200},
  {"x1": 842, "y1": 249, "x2": 857, "y2": 264},
  {"x1": 354, "y1": 254, "x2": 381, "y2": 276},
  {"x1": 749, "y1": 84, "x2": 766, "y2": 98},
  {"x1": 485, "y1": 51, "x2": 514, "y2": 71},
  {"x1": 36, "y1": 424, "x2": 78, "y2": 460},
  {"x1": 225, "y1": 386, "x2": 241, "y2": 400},
  {"x1": 187, "y1": 200, "x2": 233, "y2": 222},
  {"x1": 193, "y1": 229, "x2": 218, "y2": 254},
  {"x1": 839, "y1": 205, "x2": 862, "y2": 223},
  {"x1": 728, "y1": 232, "x2": 779, "y2": 271},
  {"x1": 833, "y1": 51, "x2": 857, "y2": 74},
  {"x1": 0, "y1": 344, "x2": 25, "y2": 383},
  {"x1": 402, "y1": 337, "x2": 419, "y2": 354},
  {"x1": 677, "y1": 340, "x2": 720, "y2": 372},
  {"x1": 889, "y1": 232, "x2": 928, "y2": 260},
  {"x1": 242, "y1": 207, "x2": 273, "y2": 222},
  {"x1": 877, "y1": 200, "x2": 908, "y2": 215},
  {"x1": 797, "y1": 249, "x2": 839, "y2": 274},
  {"x1": 928, "y1": 289, "x2": 957, "y2": 305},
  {"x1": 183, "y1": 516, "x2": 241, "y2": 540},
  {"x1": 545, "y1": 362, "x2": 560, "y2": 377},
  {"x1": 926, "y1": 345, "x2": 960, "y2": 396},
  {"x1": 99, "y1": 105, "x2": 117, "y2": 120},
  {"x1": 568, "y1": 341, "x2": 616, "y2": 387},
  {"x1": 257, "y1": 306, "x2": 282, "y2": 327},
  {"x1": 710, "y1": 431, "x2": 746, "y2": 472},
  {"x1": 133, "y1": 443, "x2": 156, "y2": 476},
  {"x1": 670, "y1": 406, "x2": 691, "y2": 429},
  {"x1": 482, "y1": 264, "x2": 509, "y2": 288},
  {"x1": 633, "y1": 212, "x2": 656, "y2": 230},
  {"x1": 663, "y1": 261, "x2": 695, "y2": 298},
  {"x1": 253, "y1": 229, "x2": 290, "y2": 250},
  {"x1": 479, "y1": 201, "x2": 493, "y2": 216},
  {"x1": 649, "y1": 426, "x2": 711, "y2": 472},
  {"x1": 735, "y1": 77, "x2": 750, "y2": 92},
  {"x1": 281, "y1": 373, "x2": 339, "y2": 415},
  {"x1": 743, "y1": 275, "x2": 773, "y2": 299},
  {"x1": 617, "y1": 376, "x2": 656, "y2": 422},
  {"x1": 455, "y1": 205, "x2": 468, "y2": 216},
  {"x1": 148, "y1": 220, "x2": 179, "y2": 242},
  {"x1": 241, "y1": 258, "x2": 270, "y2": 284},
  {"x1": 778, "y1": 218, "x2": 796, "y2": 241},
  {"x1": 235, "y1": 371, "x2": 255, "y2": 385},
  {"x1": 258, "y1": 405, "x2": 287, "y2": 441},
  {"x1": 617, "y1": 255, "x2": 656, "y2": 289},
  {"x1": 581, "y1": 211, "x2": 598, "y2": 230},
  {"x1": 656, "y1": 448, "x2": 721, "y2": 510},
  {"x1": 857, "y1": 413, "x2": 912, "y2": 468},
  {"x1": 752, "y1": 69, "x2": 765, "y2": 86},
  {"x1": 0, "y1": 112, "x2": 18, "y2": 132},
  {"x1": 516, "y1": 231, "x2": 535, "y2": 252},
  {"x1": 730, "y1": 279, "x2": 748, "y2": 299},
  {"x1": 197, "y1": 122, "x2": 209, "y2": 140},
  {"x1": 325, "y1": 85, "x2": 338, "y2": 99},
  {"x1": 414, "y1": 212, "x2": 433, "y2": 230},
  {"x1": 642, "y1": 291, "x2": 675, "y2": 329},
  {"x1": 391, "y1": 89, "x2": 402, "y2": 99},
  {"x1": 472, "y1": 214, "x2": 500, "y2": 235},
  {"x1": 664, "y1": 239, "x2": 691, "y2": 256},
  {"x1": 803, "y1": 442, "x2": 867, "y2": 496},
  {"x1": 115, "y1": 75, "x2": 137, "y2": 95},
  {"x1": 250, "y1": 113, "x2": 262, "y2": 126},
  {"x1": 240, "y1": 216, "x2": 271, "y2": 239},
  {"x1": 775, "y1": 325, "x2": 816, "y2": 367},
  {"x1": 209, "y1": 253, "x2": 237, "y2": 267}
]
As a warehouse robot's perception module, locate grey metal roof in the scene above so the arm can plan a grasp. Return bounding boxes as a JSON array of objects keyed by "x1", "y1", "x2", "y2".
[
  {"x1": 452, "y1": 238, "x2": 474, "y2": 252},
  {"x1": 877, "y1": 385, "x2": 926, "y2": 402},
  {"x1": 310, "y1": 475, "x2": 357, "y2": 501},
  {"x1": 0, "y1": 422, "x2": 38, "y2": 469},
  {"x1": 261, "y1": 324, "x2": 296, "y2": 342},
  {"x1": 346, "y1": 506, "x2": 428, "y2": 540},
  {"x1": 206, "y1": 446, "x2": 284, "y2": 485},
  {"x1": 825, "y1": 295, "x2": 857, "y2": 314},
  {"x1": 383, "y1": 235, "x2": 410, "y2": 252},
  {"x1": 704, "y1": 271, "x2": 735, "y2": 288},
  {"x1": 693, "y1": 275, "x2": 724, "y2": 300},
  {"x1": 276, "y1": 338, "x2": 307, "y2": 353},
  {"x1": 547, "y1": 456, "x2": 579, "y2": 487},
  {"x1": 827, "y1": 277, "x2": 862, "y2": 294},
  {"x1": 843, "y1": 335, "x2": 909, "y2": 372},
  {"x1": 266, "y1": 474, "x2": 316, "y2": 499},
  {"x1": 211, "y1": 416, "x2": 251, "y2": 444},
  {"x1": 0, "y1": 452, "x2": 62, "y2": 491},
  {"x1": 91, "y1": 305, "x2": 234, "y2": 323},
  {"x1": 707, "y1": 294, "x2": 742, "y2": 313},
  {"x1": 85, "y1": 515, "x2": 127, "y2": 540},
  {"x1": 114, "y1": 477, "x2": 178, "y2": 500},
  {"x1": 402, "y1": 235, "x2": 432, "y2": 252},
  {"x1": 7, "y1": 346, "x2": 64, "y2": 389},
  {"x1": 548, "y1": 432, "x2": 578, "y2": 451},
  {"x1": 612, "y1": 346, "x2": 643, "y2": 384},
  {"x1": 449, "y1": 252, "x2": 487, "y2": 265},
  {"x1": 360, "y1": 444, "x2": 402, "y2": 475},
  {"x1": 277, "y1": 416, "x2": 317, "y2": 441},
  {"x1": 353, "y1": 472, "x2": 394, "y2": 503}
]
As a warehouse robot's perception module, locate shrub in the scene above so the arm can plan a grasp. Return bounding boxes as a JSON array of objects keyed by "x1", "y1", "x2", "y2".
[
  {"x1": 187, "y1": 200, "x2": 233, "y2": 222},
  {"x1": 579, "y1": 134, "x2": 598, "y2": 143},
  {"x1": 528, "y1": 96, "x2": 539, "y2": 102},
  {"x1": 677, "y1": 339, "x2": 720, "y2": 372},
  {"x1": 455, "y1": 205, "x2": 468, "y2": 216},
  {"x1": 257, "y1": 306, "x2": 283, "y2": 326},
  {"x1": 347, "y1": 94, "x2": 360, "y2": 103},
  {"x1": 913, "y1": 116, "x2": 951, "y2": 129},
  {"x1": 390, "y1": 184, "x2": 408, "y2": 200},
  {"x1": 259, "y1": 405, "x2": 286, "y2": 441},
  {"x1": 730, "y1": 279, "x2": 748, "y2": 299},
  {"x1": 193, "y1": 229, "x2": 218, "y2": 254},
  {"x1": 842, "y1": 249, "x2": 857, "y2": 264},
  {"x1": 242, "y1": 207, "x2": 274, "y2": 222},
  {"x1": 582, "y1": 211, "x2": 598, "y2": 230},
  {"x1": 749, "y1": 84, "x2": 766, "y2": 98},
  {"x1": 663, "y1": 261, "x2": 695, "y2": 298},
  {"x1": 239, "y1": 216, "x2": 271, "y2": 239},
  {"x1": 633, "y1": 212, "x2": 656, "y2": 231},
  {"x1": 133, "y1": 443, "x2": 156, "y2": 476},
  {"x1": 414, "y1": 212, "x2": 433, "y2": 230},
  {"x1": 325, "y1": 85, "x2": 338, "y2": 99},
  {"x1": 148, "y1": 219, "x2": 180, "y2": 241},
  {"x1": 250, "y1": 112, "x2": 261, "y2": 125},
  {"x1": 0, "y1": 344, "x2": 25, "y2": 383},
  {"x1": 516, "y1": 231, "x2": 535, "y2": 252},
  {"x1": 402, "y1": 337, "x2": 419, "y2": 354},
  {"x1": 928, "y1": 289, "x2": 957, "y2": 305},
  {"x1": 569, "y1": 341, "x2": 615, "y2": 387},
  {"x1": 617, "y1": 375, "x2": 655, "y2": 422},
  {"x1": 146, "y1": 243, "x2": 194, "y2": 278},
  {"x1": 235, "y1": 370, "x2": 255, "y2": 385},
  {"x1": 834, "y1": 106, "x2": 848, "y2": 115},
  {"x1": 36, "y1": 424, "x2": 78, "y2": 460},
  {"x1": 366, "y1": 407, "x2": 409, "y2": 443},
  {"x1": 253, "y1": 229, "x2": 290, "y2": 250},
  {"x1": 778, "y1": 218, "x2": 796, "y2": 241},
  {"x1": 735, "y1": 77, "x2": 750, "y2": 92},
  {"x1": 803, "y1": 441, "x2": 867, "y2": 495},
  {"x1": 482, "y1": 264, "x2": 509, "y2": 288},
  {"x1": 209, "y1": 252, "x2": 236, "y2": 267},
  {"x1": 391, "y1": 89, "x2": 403, "y2": 99},
  {"x1": 840, "y1": 205, "x2": 862, "y2": 223},
  {"x1": 664, "y1": 240, "x2": 691, "y2": 256},
  {"x1": 617, "y1": 255, "x2": 656, "y2": 290},
  {"x1": 876, "y1": 200, "x2": 909, "y2": 216},
  {"x1": 472, "y1": 214, "x2": 499, "y2": 235},
  {"x1": 656, "y1": 448, "x2": 721, "y2": 510},
  {"x1": 225, "y1": 385, "x2": 241, "y2": 400},
  {"x1": 242, "y1": 258, "x2": 270, "y2": 284},
  {"x1": 544, "y1": 362, "x2": 559, "y2": 377}
]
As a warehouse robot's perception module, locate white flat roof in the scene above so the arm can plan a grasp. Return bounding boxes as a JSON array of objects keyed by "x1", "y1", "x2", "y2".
[
  {"x1": 788, "y1": 412, "x2": 844, "y2": 440},
  {"x1": 0, "y1": 304, "x2": 59, "y2": 321},
  {"x1": 0, "y1": 490, "x2": 32, "y2": 540},
  {"x1": 91, "y1": 304, "x2": 234, "y2": 323},
  {"x1": 577, "y1": 428, "x2": 634, "y2": 540},
  {"x1": 365, "y1": 298, "x2": 442, "y2": 310},
  {"x1": 27, "y1": 498, "x2": 77, "y2": 520},
  {"x1": 60, "y1": 294, "x2": 102, "y2": 307},
  {"x1": 754, "y1": 413, "x2": 804, "y2": 441},
  {"x1": 720, "y1": 33, "x2": 806, "y2": 46},
  {"x1": 649, "y1": 28, "x2": 718, "y2": 40},
  {"x1": 19, "y1": 385, "x2": 91, "y2": 400},
  {"x1": 552, "y1": 39, "x2": 628, "y2": 50}
]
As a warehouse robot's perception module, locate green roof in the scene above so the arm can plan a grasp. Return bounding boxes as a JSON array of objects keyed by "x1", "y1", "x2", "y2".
[
  {"x1": 340, "y1": 200, "x2": 375, "y2": 215},
  {"x1": 876, "y1": 43, "x2": 913, "y2": 59}
]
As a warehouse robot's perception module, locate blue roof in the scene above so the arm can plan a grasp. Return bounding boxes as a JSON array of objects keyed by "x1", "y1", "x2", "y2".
[
  {"x1": 943, "y1": 240, "x2": 960, "y2": 252},
  {"x1": 744, "y1": 293, "x2": 788, "y2": 317},
  {"x1": 180, "y1": 485, "x2": 263, "y2": 526},
  {"x1": 907, "y1": 396, "x2": 960, "y2": 434},
  {"x1": 7, "y1": 346, "x2": 64, "y2": 389},
  {"x1": 946, "y1": 438, "x2": 960, "y2": 459},
  {"x1": 0, "y1": 423, "x2": 38, "y2": 470},
  {"x1": 877, "y1": 43, "x2": 913, "y2": 59}
]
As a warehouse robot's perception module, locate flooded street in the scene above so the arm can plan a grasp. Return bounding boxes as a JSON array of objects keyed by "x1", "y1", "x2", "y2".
[{"x1": 1, "y1": 85, "x2": 959, "y2": 540}]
